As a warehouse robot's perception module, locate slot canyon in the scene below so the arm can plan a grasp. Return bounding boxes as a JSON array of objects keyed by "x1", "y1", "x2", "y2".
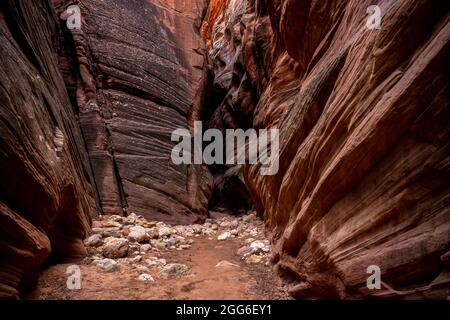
[{"x1": 0, "y1": 0, "x2": 449, "y2": 300}]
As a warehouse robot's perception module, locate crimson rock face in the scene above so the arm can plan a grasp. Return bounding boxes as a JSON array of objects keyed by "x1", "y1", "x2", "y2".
[
  {"x1": 201, "y1": 0, "x2": 450, "y2": 299},
  {"x1": 0, "y1": 0, "x2": 95, "y2": 299},
  {"x1": 56, "y1": 0, "x2": 213, "y2": 224}
]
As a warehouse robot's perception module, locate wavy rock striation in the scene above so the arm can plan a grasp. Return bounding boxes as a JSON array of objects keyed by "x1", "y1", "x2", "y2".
[
  {"x1": 0, "y1": 0, "x2": 97, "y2": 299},
  {"x1": 55, "y1": 0, "x2": 213, "y2": 223},
  {"x1": 202, "y1": 0, "x2": 450, "y2": 299}
]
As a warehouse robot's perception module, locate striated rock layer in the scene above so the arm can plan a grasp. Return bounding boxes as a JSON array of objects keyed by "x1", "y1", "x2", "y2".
[
  {"x1": 55, "y1": 0, "x2": 213, "y2": 223},
  {"x1": 202, "y1": 0, "x2": 450, "y2": 299},
  {"x1": 0, "y1": 0, "x2": 98, "y2": 299}
]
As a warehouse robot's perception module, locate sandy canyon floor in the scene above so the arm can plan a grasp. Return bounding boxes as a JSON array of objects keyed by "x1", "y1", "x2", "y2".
[{"x1": 27, "y1": 212, "x2": 289, "y2": 300}]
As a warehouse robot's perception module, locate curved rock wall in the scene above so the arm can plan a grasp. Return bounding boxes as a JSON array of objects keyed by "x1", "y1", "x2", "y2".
[
  {"x1": 202, "y1": 0, "x2": 450, "y2": 299},
  {"x1": 0, "y1": 0, "x2": 97, "y2": 299},
  {"x1": 55, "y1": 0, "x2": 213, "y2": 224}
]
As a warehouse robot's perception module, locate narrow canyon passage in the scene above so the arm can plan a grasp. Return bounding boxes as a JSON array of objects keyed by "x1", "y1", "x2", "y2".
[{"x1": 1, "y1": 0, "x2": 449, "y2": 301}]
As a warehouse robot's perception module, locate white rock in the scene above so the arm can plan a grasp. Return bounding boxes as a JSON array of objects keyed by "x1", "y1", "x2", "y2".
[
  {"x1": 150, "y1": 239, "x2": 167, "y2": 250},
  {"x1": 250, "y1": 240, "x2": 270, "y2": 253},
  {"x1": 217, "y1": 232, "x2": 231, "y2": 241},
  {"x1": 124, "y1": 212, "x2": 138, "y2": 225},
  {"x1": 138, "y1": 274, "x2": 154, "y2": 282},
  {"x1": 128, "y1": 226, "x2": 147, "y2": 243},
  {"x1": 102, "y1": 237, "x2": 129, "y2": 258},
  {"x1": 146, "y1": 258, "x2": 167, "y2": 268},
  {"x1": 129, "y1": 256, "x2": 143, "y2": 263},
  {"x1": 191, "y1": 224, "x2": 203, "y2": 234},
  {"x1": 84, "y1": 234, "x2": 103, "y2": 247},
  {"x1": 140, "y1": 244, "x2": 152, "y2": 252},
  {"x1": 158, "y1": 226, "x2": 173, "y2": 238},
  {"x1": 220, "y1": 221, "x2": 231, "y2": 228},
  {"x1": 94, "y1": 258, "x2": 119, "y2": 272},
  {"x1": 145, "y1": 228, "x2": 159, "y2": 240},
  {"x1": 230, "y1": 229, "x2": 239, "y2": 236},
  {"x1": 109, "y1": 215, "x2": 123, "y2": 222},
  {"x1": 136, "y1": 265, "x2": 150, "y2": 273}
]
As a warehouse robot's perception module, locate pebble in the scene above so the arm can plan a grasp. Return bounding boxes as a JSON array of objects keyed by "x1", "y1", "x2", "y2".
[
  {"x1": 160, "y1": 263, "x2": 189, "y2": 277},
  {"x1": 236, "y1": 246, "x2": 253, "y2": 258},
  {"x1": 129, "y1": 256, "x2": 142, "y2": 263},
  {"x1": 245, "y1": 255, "x2": 263, "y2": 264},
  {"x1": 150, "y1": 239, "x2": 167, "y2": 250},
  {"x1": 128, "y1": 225, "x2": 147, "y2": 243},
  {"x1": 146, "y1": 258, "x2": 167, "y2": 268},
  {"x1": 138, "y1": 274, "x2": 154, "y2": 282},
  {"x1": 136, "y1": 265, "x2": 150, "y2": 273},
  {"x1": 250, "y1": 240, "x2": 270, "y2": 253},
  {"x1": 158, "y1": 226, "x2": 173, "y2": 238},
  {"x1": 218, "y1": 232, "x2": 231, "y2": 241},
  {"x1": 102, "y1": 237, "x2": 129, "y2": 259},
  {"x1": 109, "y1": 215, "x2": 123, "y2": 222},
  {"x1": 140, "y1": 244, "x2": 152, "y2": 252},
  {"x1": 94, "y1": 258, "x2": 119, "y2": 272},
  {"x1": 85, "y1": 234, "x2": 103, "y2": 247}
]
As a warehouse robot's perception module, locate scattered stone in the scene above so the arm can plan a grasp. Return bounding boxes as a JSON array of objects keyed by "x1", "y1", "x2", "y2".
[
  {"x1": 245, "y1": 255, "x2": 263, "y2": 264},
  {"x1": 140, "y1": 244, "x2": 152, "y2": 252},
  {"x1": 136, "y1": 265, "x2": 150, "y2": 273},
  {"x1": 141, "y1": 221, "x2": 157, "y2": 228},
  {"x1": 103, "y1": 237, "x2": 129, "y2": 258},
  {"x1": 165, "y1": 237, "x2": 178, "y2": 246},
  {"x1": 91, "y1": 227, "x2": 121, "y2": 238},
  {"x1": 128, "y1": 225, "x2": 147, "y2": 243},
  {"x1": 242, "y1": 214, "x2": 254, "y2": 223},
  {"x1": 158, "y1": 226, "x2": 173, "y2": 238},
  {"x1": 146, "y1": 258, "x2": 167, "y2": 268},
  {"x1": 191, "y1": 224, "x2": 203, "y2": 234},
  {"x1": 216, "y1": 260, "x2": 239, "y2": 268},
  {"x1": 129, "y1": 256, "x2": 143, "y2": 263},
  {"x1": 250, "y1": 240, "x2": 270, "y2": 253},
  {"x1": 123, "y1": 213, "x2": 138, "y2": 225},
  {"x1": 138, "y1": 274, "x2": 154, "y2": 282},
  {"x1": 145, "y1": 228, "x2": 159, "y2": 240},
  {"x1": 84, "y1": 234, "x2": 103, "y2": 247},
  {"x1": 220, "y1": 221, "x2": 231, "y2": 228},
  {"x1": 160, "y1": 263, "x2": 189, "y2": 277},
  {"x1": 129, "y1": 243, "x2": 141, "y2": 253},
  {"x1": 109, "y1": 215, "x2": 123, "y2": 222},
  {"x1": 150, "y1": 239, "x2": 167, "y2": 250},
  {"x1": 230, "y1": 229, "x2": 239, "y2": 236},
  {"x1": 218, "y1": 232, "x2": 231, "y2": 241},
  {"x1": 104, "y1": 220, "x2": 122, "y2": 228},
  {"x1": 245, "y1": 238, "x2": 255, "y2": 244},
  {"x1": 236, "y1": 246, "x2": 253, "y2": 258},
  {"x1": 95, "y1": 258, "x2": 119, "y2": 272}
]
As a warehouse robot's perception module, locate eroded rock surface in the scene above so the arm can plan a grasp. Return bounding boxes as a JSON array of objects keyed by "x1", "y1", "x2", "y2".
[
  {"x1": 202, "y1": 0, "x2": 450, "y2": 299},
  {"x1": 55, "y1": 0, "x2": 213, "y2": 223},
  {"x1": 0, "y1": 0, "x2": 97, "y2": 299}
]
